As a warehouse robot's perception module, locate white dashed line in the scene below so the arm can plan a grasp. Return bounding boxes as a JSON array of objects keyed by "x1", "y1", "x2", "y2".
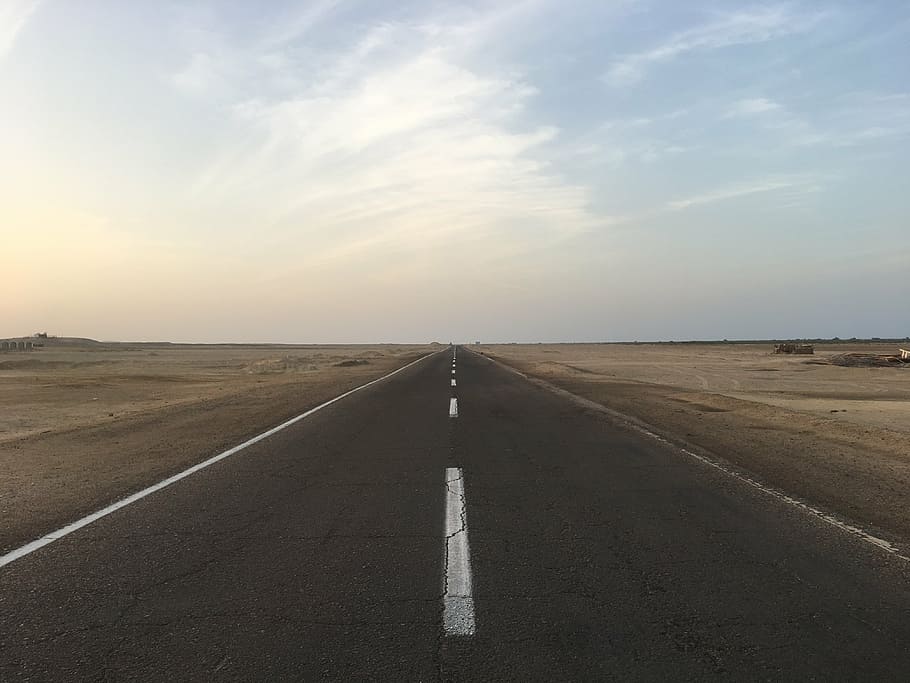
[
  {"x1": 451, "y1": 379, "x2": 456, "y2": 387},
  {"x1": 451, "y1": 369, "x2": 456, "y2": 375},
  {"x1": 449, "y1": 398, "x2": 458, "y2": 418},
  {"x1": 443, "y1": 467, "x2": 475, "y2": 636},
  {"x1": 0, "y1": 352, "x2": 439, "y2": 570}
]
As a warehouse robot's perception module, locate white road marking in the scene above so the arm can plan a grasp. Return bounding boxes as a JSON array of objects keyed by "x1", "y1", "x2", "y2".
[
  {"x1": 451, "y1": 379, "x2": 457, "y2": 387},
  {"x1": 451, "y1": 369, "x2": 456, "y2": 375},
  {"x1": 449, "y1": 398, "x2": 458, "y2": 418},
  {"x1": 0, "y1": 352, "x2": 439, "y2": 570},
  {"x1": 661, "y1": 435, "x2": 910, "y2": 561},
  {"x1": 443, "y1": 467, "x2": 475, "y2": 636}
]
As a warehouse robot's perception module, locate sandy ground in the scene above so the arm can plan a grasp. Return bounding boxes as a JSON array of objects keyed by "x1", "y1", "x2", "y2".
[
  {"x1": 477, "y1": 342, "x2": 910, "y2": 546},
  {"x1": 0, "y1": 342, "x2": 437, "y2": 551},
  {"x1": 477, "y1": 342, "x2": 910, "y2": 433}
]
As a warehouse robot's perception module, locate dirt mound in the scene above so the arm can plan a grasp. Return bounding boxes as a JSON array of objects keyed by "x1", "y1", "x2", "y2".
[
  {"x1": 334, "y1": 359, "x2": 370, "y2": 367},
  {"x1": 246, "y1": 356, "x2": 318, "y2": 374},
  {"x1": 38, "y1": 337, "x2": 104, "y2": 347}
]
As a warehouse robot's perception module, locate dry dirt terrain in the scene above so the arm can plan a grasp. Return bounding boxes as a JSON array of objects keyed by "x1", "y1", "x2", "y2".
[
  {"x1": 476, "y1": 342, "x2": 910, "y2": 546},
  {"x1": 0, "y1": 340, "x2": 437, "y2": 551}
]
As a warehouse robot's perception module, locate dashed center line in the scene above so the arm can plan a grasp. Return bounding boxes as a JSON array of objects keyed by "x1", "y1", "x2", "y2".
[
  {"x1": 451, "y1": 379, "x2": 456, "y2": 387},
  {"x1": 443, "y1": 467, "x2": 475, "y2": 636},
  {"x1": 449, "y1": 398, "x2": 458, "y2": 418}
]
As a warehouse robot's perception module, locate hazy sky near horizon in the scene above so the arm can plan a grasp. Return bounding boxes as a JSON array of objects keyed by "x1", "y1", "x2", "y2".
[{"x1": 2, "y1": 0, "x2": 908, "y2": 343}]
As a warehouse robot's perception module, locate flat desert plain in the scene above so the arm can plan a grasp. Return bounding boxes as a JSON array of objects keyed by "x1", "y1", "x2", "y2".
[
  {"x1": 478, "y1": 342, "x2": 910, "y2": 545},
  {"x1": 0, "y1": 341, "x2": 436, "y2": 551}
]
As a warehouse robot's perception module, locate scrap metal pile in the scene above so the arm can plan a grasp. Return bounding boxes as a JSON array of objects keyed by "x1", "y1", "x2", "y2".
[
  {"x1": 827, "y1": 352, "x2": 909, "y2": 368},
  {"x1": 774, "y1": 343, "x2": 815, "y2": 354}
]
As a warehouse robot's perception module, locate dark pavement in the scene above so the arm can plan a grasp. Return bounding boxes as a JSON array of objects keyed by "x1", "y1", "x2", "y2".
[{"x1": 2, "y1": 346, "x2": 910, "y2": 680}]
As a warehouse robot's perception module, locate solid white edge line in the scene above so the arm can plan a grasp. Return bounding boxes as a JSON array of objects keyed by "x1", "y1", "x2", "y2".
[
  {"x1": 664, "y1": 438, "x2": 910, "y2": 561},
  {"x1": 449, "y1": 397, "x2": 458, "y2": 418},
  {"x1": 0, "y1": 350, "x2": 440, "y2": 570},
  {"x1": 443, "y1": 467, "x2": 475, "y2": 636}
]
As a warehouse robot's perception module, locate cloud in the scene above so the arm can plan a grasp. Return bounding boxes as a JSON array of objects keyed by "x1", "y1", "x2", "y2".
[
  {"x1": 258, "y1": 0, "x2": 341, "y2": 49},
  {"x1": 560, "y1": 108, "x2": 695, "y2": 169},
  {"x1": 604, "y1": 6, "x2": 821, "y2": 86},
  {"x1": 740, "y1": 90, "x2": 910, "y2": 149},
  {"x1": 183, "y1": 11, "x2": 597, "y2": 268},
  {"x1": 601, "y1": 175, "x2": 821, "y2": 229},
  {"x1": 667, "y1": 176, "x2": 817, "y2": 210},
  {"x1": 0, "y1": 0, "x2": 39, "y2": 59},
  {"x1": 724, "y1": 97, "x2": 781, "y2": 117},
  {"x1": 831, "y1": 91, "x2": 910, "y2": 146},
  {"x1": 172, "y1": 51, "x2": 224, "y2": 94},
  {"x1": 171, "y1": 1, "x2": 341, "y2": 97}
]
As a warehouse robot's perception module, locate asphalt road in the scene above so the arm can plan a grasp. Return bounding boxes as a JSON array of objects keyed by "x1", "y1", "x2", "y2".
[{"x1": 3, "y1": 346, "x2": 910, "y2": 680}]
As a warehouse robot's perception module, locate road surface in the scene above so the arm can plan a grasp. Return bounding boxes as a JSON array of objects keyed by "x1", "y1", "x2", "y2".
[{"x1": 2, "y1": 347, "x2": 910, "y2": 680}]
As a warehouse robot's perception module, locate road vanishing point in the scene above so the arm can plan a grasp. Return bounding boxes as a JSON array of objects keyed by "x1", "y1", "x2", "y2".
[{"x1": 3, "y1": 346, "x2": 910, "y2": 680}]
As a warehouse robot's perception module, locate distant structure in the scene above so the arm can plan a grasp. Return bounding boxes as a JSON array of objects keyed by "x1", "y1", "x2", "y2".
[
  {"x1": 774, "y1": 343, "x2": 814, "y2": 355},
  {"x1": 0, "y1": 339, "x2": 34, "y2": 352},
  {"x1": 901, "y1": 348, "x2": 910, "y2": 360},
  {"x1": 474, "y1": 341, "x2": 481, "y2": 345}
]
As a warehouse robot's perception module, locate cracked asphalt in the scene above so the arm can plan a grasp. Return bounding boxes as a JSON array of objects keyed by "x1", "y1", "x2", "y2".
[{"x1": 3, "y1": 347, "x2": 910, "y2": 680}]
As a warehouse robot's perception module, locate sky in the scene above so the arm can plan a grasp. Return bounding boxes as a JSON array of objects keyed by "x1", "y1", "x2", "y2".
[{"x1": 2, "y1": 0, "x2": 908, "y2": 343}]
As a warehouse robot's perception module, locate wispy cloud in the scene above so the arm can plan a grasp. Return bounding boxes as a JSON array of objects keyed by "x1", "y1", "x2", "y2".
[
  {"x1": 181, "y1": 9, "x2": 597, "y2": 267},
  {"x1": 0, "y1": 0, "x2": 39, "y2": 59},
  {"x1": 725, "y1": 90, "x2": 910, "y2": 149},
  {"x1": 171, "y1": 1, "x2": 341, "y2": 97},
  {"x1": 724, "y1": 97, "x2": 781, "y2": 117},
  {"x1": 258, "y1": 0, "x2": 341, "y2": 49},
  {"x1": 601, "y1": 175, "x2": 822, "y2": 229},
  {"x1": 604, "y1": 6, "x2": 822, "y2": 86},
  {"x1": 667, "y1": 176, "x2": 818, "y2": 210}
]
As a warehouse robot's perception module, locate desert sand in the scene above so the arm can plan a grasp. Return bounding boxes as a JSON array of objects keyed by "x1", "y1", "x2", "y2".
[
  {"x1": 0, "y1": 341, "x2": 436, "y2": 443},
  {"x1": 475, "y1": 342, "x2": 910, "y2": 433}
]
